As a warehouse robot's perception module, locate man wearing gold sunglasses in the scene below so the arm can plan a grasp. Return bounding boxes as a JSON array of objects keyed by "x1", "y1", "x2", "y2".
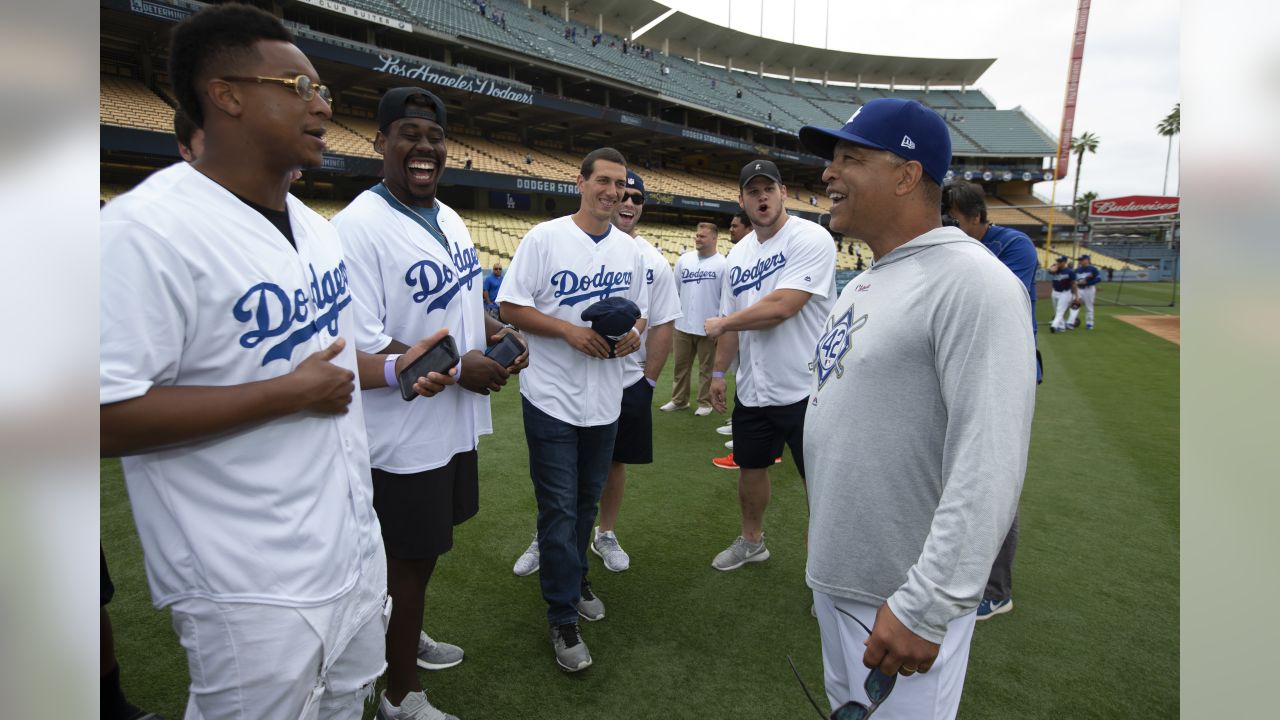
[{"x1": 100, "y1": 4, "x2": 456, "y2": 719}]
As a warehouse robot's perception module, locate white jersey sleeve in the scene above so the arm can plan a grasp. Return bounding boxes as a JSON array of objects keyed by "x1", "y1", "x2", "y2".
[
  {"x1": 332, "y1": 212, "x2": 394, "y2": 354},
  {"x1": 100, "y1": 222, "x2": 194, "y2": 404},
  {"x1": 775, "y1": 223, "x2": 836, "y2": 300}
]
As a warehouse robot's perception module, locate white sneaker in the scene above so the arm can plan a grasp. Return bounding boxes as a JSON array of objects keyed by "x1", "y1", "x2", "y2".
[
  {"x1": 716, "y1": 423, "x2": 733, "y2": 436},
  {"x1": 660, "y1": 401, "x2": 689, "y2": 412},
  {"x1": 376, "y1": 690, "x2": 458, "y2": 720},
  {"x1": 591, "y1": 527, "x2": 631, "y2": 572},
  {"x1": 694, "y1": 406, "x2": 713, "y2": 416},
  {"x1": 725, "y1": 440, "x2": 733, "y2": 450},
  {"x1": 512, "y1": 535, "x2": 540, "y2": 576}
]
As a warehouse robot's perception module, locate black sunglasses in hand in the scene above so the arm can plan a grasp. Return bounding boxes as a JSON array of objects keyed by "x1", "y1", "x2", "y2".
[{"x1": 787, "y1": 605, "x2": 897, "y2": 720}]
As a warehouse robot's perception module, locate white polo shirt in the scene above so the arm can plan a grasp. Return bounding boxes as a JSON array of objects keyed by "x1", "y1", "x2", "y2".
[
  {"x1": 100, "y1": 162, "x2": 380, "y2": 609},
  {"x1": 333, "y1": 188, "x2": 492, "y2": 473},
  {"x1": 621, "y1": 234, "x2": 682, "y2": 386},
  {"x1": 720, "y1": 215, "x2": 836, "y2": 407},
  {"x1": 498, "y1": 215, "x2": 649, "y2": 426},
  {"x1": 673, "y1": 250, "x2": 727, "y2": 336}
]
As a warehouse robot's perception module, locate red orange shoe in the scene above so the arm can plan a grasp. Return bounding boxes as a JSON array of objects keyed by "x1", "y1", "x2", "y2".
[
  {"x1": 712, "y1": 453, "x2": 739, "y2": 469},
  {"x1": 712, "y1": 453, "x2": 782, "y2": 469}
]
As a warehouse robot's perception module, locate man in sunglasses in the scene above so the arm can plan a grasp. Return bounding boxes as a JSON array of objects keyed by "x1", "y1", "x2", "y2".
[
  {"x1": 591, "y1": 170, "x2": 682, "y2": 572},
  {"x1": 100, "y1": 5, "x2": 454, "y2": 718},
  {"x1": 798, "y1": 99, "x2": 1035, "y2": 718}
]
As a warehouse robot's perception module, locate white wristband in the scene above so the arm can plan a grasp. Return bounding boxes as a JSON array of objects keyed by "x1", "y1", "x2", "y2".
[{"x1": 384, "y1": 354, "x2": 400, "y2": 388}]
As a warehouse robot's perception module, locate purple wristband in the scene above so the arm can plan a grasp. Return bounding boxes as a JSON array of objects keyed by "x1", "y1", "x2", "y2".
[
  {"x1": 384, "y1": 354, "x2": 400, "y2": 388},
  {"x1": 711, "y1": 371, "x2": 725, "y2": 379}
]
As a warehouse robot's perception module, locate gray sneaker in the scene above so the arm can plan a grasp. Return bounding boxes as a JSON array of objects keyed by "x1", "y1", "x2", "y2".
[
  {"x1": 512, "y1": 534, "x2": 540, "y2": 576},
  {"x1": 591, "y1": 527, "x2": 630, "y2": 572},
  {"x1": 550, "y1": 622, "x2": 592, "y2": 672},
  {"x1": 376, "y1": 690, "x2": 459, "y2": 720},
  {"x1": 712, "y1": 535, "x2": 770, "y2": 571},
  {"x1": 576, "y1": 578, "x2": 605, "y2": 621},
  {"x1": 416, "y1": 631, "x2": 464, "y2": 670}
]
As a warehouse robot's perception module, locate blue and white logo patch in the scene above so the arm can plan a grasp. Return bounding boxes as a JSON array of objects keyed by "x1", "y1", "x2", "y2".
[{"x1": 809, "y1": 305, "x2": 868, "y2": 390}]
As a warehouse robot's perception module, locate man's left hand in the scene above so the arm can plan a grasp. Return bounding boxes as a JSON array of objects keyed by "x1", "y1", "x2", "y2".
[
  {"x1": 613, "y1": 328, "x2": 642, "y2": 358},
  {"x1": 704, "y1": 316, "x2": 728, "y2": 339},
  {"x1": 862, "y1": 602, "x2": 941, "y2": 677},
  {"x1": 457, "y1": 349, "x2": 509, "y2": 395}
]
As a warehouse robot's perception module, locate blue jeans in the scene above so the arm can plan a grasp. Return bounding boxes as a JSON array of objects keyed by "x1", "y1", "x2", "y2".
[{"x1": 522, "y1": 397, "x2": 618, "y2": 626}]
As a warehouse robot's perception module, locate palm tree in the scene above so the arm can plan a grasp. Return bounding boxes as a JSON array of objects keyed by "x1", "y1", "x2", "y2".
[
  {"x1": 1070, "y1": 132, "x2": 1100, "y2": 218},
  {"x1": 1068, "y1": 133, "x2": 1100, "y2": 257},
  {"x1": 1157, "y1": 104, "x2": 1179, "y2": 195},
  {"x1": 1075, "y1": 190, "x2": 1099, "y2": 218}
]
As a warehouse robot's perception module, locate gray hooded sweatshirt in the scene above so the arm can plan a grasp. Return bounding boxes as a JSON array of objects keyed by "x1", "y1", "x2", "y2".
[{"x1": 803, "y1": 226, "x2": 1035, "y2": 644}]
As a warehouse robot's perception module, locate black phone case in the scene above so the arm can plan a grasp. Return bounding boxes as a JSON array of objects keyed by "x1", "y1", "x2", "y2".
[
  {"x1": 397, "y1": 335, "x2": 459, "y2": 401},
  {"x1": 484, "y1": 333, "x2": 526, "y2": 367}
]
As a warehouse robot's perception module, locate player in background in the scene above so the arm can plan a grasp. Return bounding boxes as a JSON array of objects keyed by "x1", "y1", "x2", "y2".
[
  {"x1": 482, "y1": 262, "x2": 504, "y2": 319},
  {"x1": 100, "y1": 5, "x2": 453, "y2": 718},
  {"x1": 703, "y1": 159, "x2": 836, "y2": 569},
  {"x1": 333, "y1": 86, "x2": 528, "y2": 720},
  {"x1": 728, "y1": 210, "x2": 752, "y2": 245},
  {"x1": 663, "y1": 222, "x2": 726, "y2": 416},
  {"x1": 714, "y1": 211, "x2": 753, "y2": 442},
  {"x1": 1067, "y1": 254, "x2": 1102, "y2": 329},
  {"x1": 173, "y1": 108, "x2": 203, "y2": 162},
  {"x1": 1049, "y1": 256, "x2": 1080, "y2": 332},
  {"x1": 942, "y1": 180, "x2": 1041, "y2": 622},
  {"x1": 799, "y1": 97, "x2": 1035, "y2": 720},
  {"x1": 498, "y1": 148, "x2": 649, "y2": 673},
  {"x1": 590, "y1": 170, "x2": 682, "y2": 571}
]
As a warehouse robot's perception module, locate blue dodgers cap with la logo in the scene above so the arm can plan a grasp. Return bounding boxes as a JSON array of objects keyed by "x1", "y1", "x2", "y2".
[{"x1": 799, "y1": 98, "x2": 952, "y2": 185}]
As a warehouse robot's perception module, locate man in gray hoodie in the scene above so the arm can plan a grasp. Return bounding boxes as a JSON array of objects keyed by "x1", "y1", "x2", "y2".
[{"x1": 796, "y1": 100, "x2": 1036, "y2": 719}]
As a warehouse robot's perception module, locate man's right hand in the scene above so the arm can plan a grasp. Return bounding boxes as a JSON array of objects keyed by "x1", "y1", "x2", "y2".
[
  {"x1": 709, "y1": 376, "x2": 727, "y2": 413},
  {"x1": 563, "y1": 324, "x2": 611, "y2": 359},
  {"x1": 291, "y1": 338, "x2": 355, "y2": 414}
]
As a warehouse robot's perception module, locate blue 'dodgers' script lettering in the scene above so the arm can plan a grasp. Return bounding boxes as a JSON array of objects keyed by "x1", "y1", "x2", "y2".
[
  {"x1": 404, "y1": 242, "x2": 483, "y2": 313},
  {"x1": 681, "y1": 268, "x2": 719, "y2": 284},
  {"x1": 550, "y1": 264, "x2": 634, "y2": 306},
  {"x1": 234, "y1": 261, "x2": 351, "y2": 365},
  {"x1": 730, "y1": 252, "x2": 787, "y2": 296}
]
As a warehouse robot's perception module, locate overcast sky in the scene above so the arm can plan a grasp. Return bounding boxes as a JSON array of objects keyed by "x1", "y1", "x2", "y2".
[{"x1": 657, "y1": 0, "x2": 1180, "y2": 203}]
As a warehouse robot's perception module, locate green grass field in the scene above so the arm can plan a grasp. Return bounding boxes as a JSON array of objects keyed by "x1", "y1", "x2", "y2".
[{"x1": 100, "y1": 283, "x2": 1179, "y2": 719}]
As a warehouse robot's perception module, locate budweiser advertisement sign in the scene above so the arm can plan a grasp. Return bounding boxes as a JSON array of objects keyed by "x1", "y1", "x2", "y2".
[{"x1": 1089, "y1": 195, "x2": 1180, "y2": 219}]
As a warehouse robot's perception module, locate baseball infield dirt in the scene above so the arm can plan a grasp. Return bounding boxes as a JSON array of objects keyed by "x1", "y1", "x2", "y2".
[{"x1": 1115, "y1": 315, "x2": 1180, "y2": 345}]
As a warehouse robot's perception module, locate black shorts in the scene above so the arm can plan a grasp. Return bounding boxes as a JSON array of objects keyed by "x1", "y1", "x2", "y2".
[
  {"x1": 731, "y1": 395, "x2": 807, "y2": 476},
  {"x1": 612, "y1": 378, "x2": 654, "y2": 464},
  {"x1": 372, "y1": 450, "x2": 479, "y2": 560},
  {"x1": 101, "y1": 546, "x2": 115, "y2": 606}
]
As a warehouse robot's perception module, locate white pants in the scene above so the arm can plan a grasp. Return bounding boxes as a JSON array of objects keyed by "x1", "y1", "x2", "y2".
[
  {"x1": 171, "y1": 549, "x2": 389, "y2": 720},
  {"x1": 1067, "y1": 286, "x2": 1096, "y2": 326},
  {"x1": 1051, "y1": 290, "x2": 1074, "y2": 330},
  {"x1": 813, "y1": 592, "x2": 976, "y2": 720}
]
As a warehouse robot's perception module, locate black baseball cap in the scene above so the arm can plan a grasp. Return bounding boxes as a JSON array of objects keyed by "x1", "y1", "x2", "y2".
[
  {"x1": 377, "y1": 87, "x2": 447, "y2": 132},
  {"x1": 739, "y1": 159, "x2": 784, "y2": 189}
]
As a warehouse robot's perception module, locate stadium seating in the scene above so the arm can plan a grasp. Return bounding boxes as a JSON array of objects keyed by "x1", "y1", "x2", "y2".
[{"x1": 100, "y1": 74, "x2": 177, "y2": 133}]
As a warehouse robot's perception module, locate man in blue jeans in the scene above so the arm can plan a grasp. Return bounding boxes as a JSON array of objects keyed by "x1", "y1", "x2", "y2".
[{"x1": 497, "y1": 147, "x2": 649, "y2": 671}]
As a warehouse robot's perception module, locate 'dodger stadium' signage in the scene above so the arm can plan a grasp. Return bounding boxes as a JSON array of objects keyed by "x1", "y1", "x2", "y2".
[
  {"x1": 373, "y1": 55, "x2": 534, "y2": 105},
  {"x1": 1089, "y1": 195, "x2": 1180, "y2": 219}
]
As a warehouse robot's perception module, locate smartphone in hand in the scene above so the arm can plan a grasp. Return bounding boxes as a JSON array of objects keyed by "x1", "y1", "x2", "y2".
[
  {"x1": 397, "y1": 335, "x2": 459, "y2": 401},
  {"x1": 483, "y1": 333, "x2": 526, "y2": 368}
]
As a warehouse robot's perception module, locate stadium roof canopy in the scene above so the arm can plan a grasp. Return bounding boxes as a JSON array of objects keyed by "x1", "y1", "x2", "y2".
[{"x1": 568, "y1": 0, "x2": 995, "y2": 87}]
